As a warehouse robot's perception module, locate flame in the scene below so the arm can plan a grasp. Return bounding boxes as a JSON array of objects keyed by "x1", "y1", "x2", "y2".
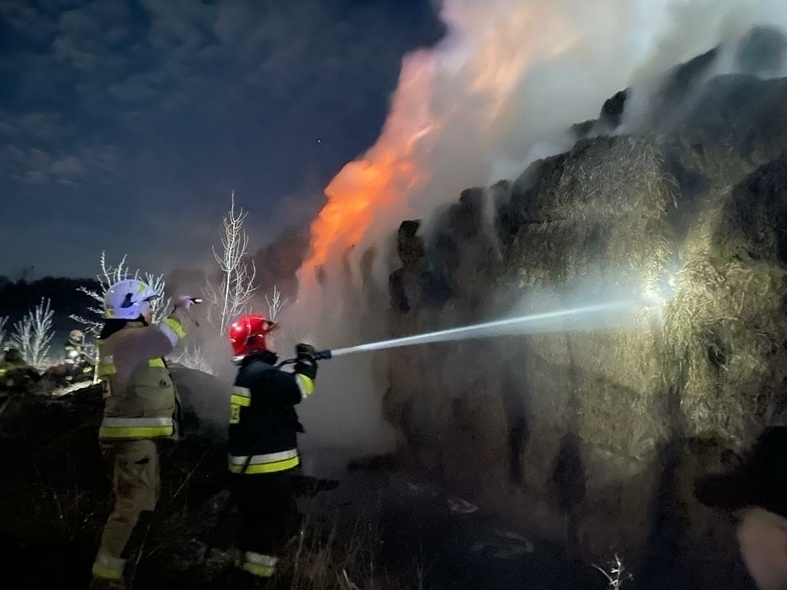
[
  {"x1": 301, "y1": 50, "x2": 440, "y2": 282},
  {"x1": 300, "y1": 0, "x2": 579, "y2": 286}
]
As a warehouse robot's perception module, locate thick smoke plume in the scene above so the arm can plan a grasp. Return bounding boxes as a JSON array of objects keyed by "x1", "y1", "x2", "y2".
[{"x1": 290, "y1": 0, "x2": 787, "y2": 474}]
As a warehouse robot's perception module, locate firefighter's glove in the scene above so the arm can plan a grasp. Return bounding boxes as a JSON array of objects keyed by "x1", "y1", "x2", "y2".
[
  {"x1": 296, "y1": 343, "x2": 316, "y2": 363},
  {"x1": 295, "y1": 343, "x2": 318, "y2": 380}
]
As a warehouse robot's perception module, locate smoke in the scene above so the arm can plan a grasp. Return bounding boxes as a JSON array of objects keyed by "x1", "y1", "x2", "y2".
[{"x1": 291, "y1": 0, "x2": 787, "y2": 474}]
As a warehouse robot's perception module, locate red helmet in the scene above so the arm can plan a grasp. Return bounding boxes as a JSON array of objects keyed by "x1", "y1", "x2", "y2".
[{"x1": 228, "y1": 315, "x2": 278, "y2": 358}]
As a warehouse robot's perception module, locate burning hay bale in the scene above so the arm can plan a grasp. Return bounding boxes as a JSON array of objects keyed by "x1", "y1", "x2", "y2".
[
  {"x1": 664, "y1": 159, "x2": 787, "y2": 446},
  {"x1": 383, "y1": 118, "x2": 787, "y2": 582}
]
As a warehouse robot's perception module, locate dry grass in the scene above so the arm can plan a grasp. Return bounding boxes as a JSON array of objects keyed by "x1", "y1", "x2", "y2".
[
  {"x1": 281, "y1": 515, "x2": 422, "y2": 590},
  {"x1": 0, "y1": 390, "x2": 423, "y2": 588}
]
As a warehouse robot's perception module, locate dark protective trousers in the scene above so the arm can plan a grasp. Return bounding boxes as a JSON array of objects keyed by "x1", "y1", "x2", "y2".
[{"x1": 233, "y1": 468, "x2": 299, "y2": 558}]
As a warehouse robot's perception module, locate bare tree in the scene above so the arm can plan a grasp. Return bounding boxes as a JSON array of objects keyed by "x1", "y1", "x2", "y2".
[
  {"x1": 262, "y1": 285, "x2": 288, "y2": 349},
  {"x1": 13, "y1": 298, "x2": 54, "y2": 368},
  {"x1": 204, "y1": 192, "x2": 257, "y2": 335},
  {"x1": 70, "y1": 251, "x2": 171, "y2": 334},
  {"x1": 265, "y1": 285, "x2": 288, "y2": 322}
]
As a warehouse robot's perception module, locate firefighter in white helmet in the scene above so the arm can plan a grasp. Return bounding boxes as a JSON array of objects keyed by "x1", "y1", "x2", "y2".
[{"x1": 89, "y1": 279, "x2": 195, "y2": 589}]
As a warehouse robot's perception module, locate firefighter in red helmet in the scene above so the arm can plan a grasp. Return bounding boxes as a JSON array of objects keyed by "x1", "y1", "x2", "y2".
[{"x1": 226, "y1": 314, "x2": 318, "y2": 581}]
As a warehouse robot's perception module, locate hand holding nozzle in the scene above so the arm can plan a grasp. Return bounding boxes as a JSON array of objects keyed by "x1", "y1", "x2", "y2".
[
  {"x1": 276, "y1": 348, "x2": 332, "y2": 368},
  {"x1": 296, "y1": 343, "x2": 317, "y2": 364},
  {"x1": 174, "y1": 295, "x2": 198, "y2": 310},
  {"x1": 295, "y1": 346, "x2": 332, "y2": 362}
]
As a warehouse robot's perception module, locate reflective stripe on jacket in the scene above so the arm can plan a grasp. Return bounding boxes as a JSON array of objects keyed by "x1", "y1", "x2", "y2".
[
  {"x1": 228, "y1": 449, "x2": 300, "y2": 474},
  {"x1": 97, "y1": 313, "x2": 188, "y2": 441},
  {"x1": 241, "y1": 551, "x2": 278, "y2": 578}
]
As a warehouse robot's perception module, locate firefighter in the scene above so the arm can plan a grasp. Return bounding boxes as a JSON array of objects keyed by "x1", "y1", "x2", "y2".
[
  {"x1": 0, "y1": 345, "x2": 39, "y2": 394},
  {"x1": 63, "y1": 329, "x2": 94, "y2": 383},
  {"x1": 89, "y1": 279, "x2": 195, "y2": 589},
  {"x1": 695, "y1": 427, "x2": 787, "y2": 589},
  {"x1": 227, "y1": 314, "x2": 318, "y2": 581}
]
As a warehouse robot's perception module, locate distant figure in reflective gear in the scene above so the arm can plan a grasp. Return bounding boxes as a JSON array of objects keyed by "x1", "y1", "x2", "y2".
[
  {"x1": 227, "y1": 314, "x2": 318, "y2": 581},
  {"x1": 0, "y1": 345, "x2": 40, "y2": 394},
  {"x1": 696, "y1": 427, "x2": 787, "y2": 590},
  {"x1": 89, "y1": 279, "x2": 194, "y2": 590},
  {"x1": 63, "y1": 329, "x2": 94, "y2": 383}
]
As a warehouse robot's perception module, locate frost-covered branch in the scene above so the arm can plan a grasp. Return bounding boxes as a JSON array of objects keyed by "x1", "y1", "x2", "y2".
[
  {"x1": 263, "y1": 285, "x2": 288, "y2": 348},
  {"x1": 12, "y1": 298, "x2": 54, "y2": 368},
  {"x1": 143, "y1": 271, "x2": 171, "y2": 324},
  {"x1": 204, "y1": 192, "x2": 257, "y2": 335},
  {"x1": 593, "y1": 555, "x2": 632, "y2": 589},
  {"x1": 68, "y1": 314, "x2": 103, "y2": 336},
  {"x1": 70, "y1": 251, "x2": 171, "y2": 333},
  {"x1": 265, "y1": 285, "x2": 288, "y2": 323}
]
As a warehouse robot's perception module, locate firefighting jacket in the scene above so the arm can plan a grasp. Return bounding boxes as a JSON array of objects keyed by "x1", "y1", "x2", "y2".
[
  {"x1": 228, "y1": 351, "x2": 315, "y2": 475},
  {"x1": 64, "y1": 344, "x2": 89, "y2": 366},
  {"x1": 96, "y1": 311, "x2": 188, "y2": 441},
  {"x1": 64, "y1": 344, "x2": 92, "y2": 377}
]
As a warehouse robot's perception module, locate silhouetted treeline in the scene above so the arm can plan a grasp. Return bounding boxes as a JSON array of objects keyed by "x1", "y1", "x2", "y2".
[
  {"x1": 0, "y1": 276, "x2": 100, "y2": 335},
  {"x1": 0, "y1": 225, "x2": 311, "y2": 338}
]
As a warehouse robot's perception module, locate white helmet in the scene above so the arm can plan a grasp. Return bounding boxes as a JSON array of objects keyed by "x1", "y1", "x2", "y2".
[{"x1": 104, "y1": 279, "x2": 159, "y2": 320}]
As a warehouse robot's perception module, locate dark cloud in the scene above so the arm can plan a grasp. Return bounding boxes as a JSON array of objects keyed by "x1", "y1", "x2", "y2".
[
  {"x1": 0, "y1": 0, "x2": 444, "y2": 278},
  {"x1": 0, "y1": 110, "x2": 67, "y2": 140},
  {"x1": 0, "y1": 3, "x2": 57, "y2": 44}
]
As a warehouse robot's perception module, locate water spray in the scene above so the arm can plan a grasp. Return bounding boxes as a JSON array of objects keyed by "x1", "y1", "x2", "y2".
[{"x1": 297, "y1": 300, "x2": 640, "y2": 363}]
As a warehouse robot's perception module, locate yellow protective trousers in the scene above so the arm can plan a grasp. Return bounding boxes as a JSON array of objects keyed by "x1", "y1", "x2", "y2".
[{"x1": 92, "y1": 440, "x2": 159, "y2": 581}]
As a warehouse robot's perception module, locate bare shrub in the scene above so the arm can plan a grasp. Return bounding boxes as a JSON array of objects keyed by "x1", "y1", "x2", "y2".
[
  {"x1": 593, "y1": 554, "x2": 632, "y2": 589},
  {"x1": 265, "y1": 285, "x2": 288, "y2": 322},
  {"x1": 264, "y1": 285, "x2": 288, "y2": 348},
  {"x1": 12, "y1": 298, "x2": 55, "y2": 369}
]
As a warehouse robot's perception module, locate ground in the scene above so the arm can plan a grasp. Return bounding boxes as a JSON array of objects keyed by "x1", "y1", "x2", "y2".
[{"x1": 0, "y1": 388, "x2": 611, "y2": 590}]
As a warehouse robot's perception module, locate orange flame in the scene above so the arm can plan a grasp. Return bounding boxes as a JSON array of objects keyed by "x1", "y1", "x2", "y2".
[
  {"x1": 300, "y1": 1, "x2": 578, "y2": 285},
  {"x1": 301, "y1": 50, "x2": 440, "y2": 281}
]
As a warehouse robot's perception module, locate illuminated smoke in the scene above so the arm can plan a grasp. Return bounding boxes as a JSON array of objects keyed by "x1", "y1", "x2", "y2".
[{"x1": 291, "y1": 0, "x2": 787, "y2": 469}]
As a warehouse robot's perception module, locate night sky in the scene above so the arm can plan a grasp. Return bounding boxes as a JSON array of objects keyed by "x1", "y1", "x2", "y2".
[{"x1": 0, "y1": 0, "x2": 444, "y2": 279}]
